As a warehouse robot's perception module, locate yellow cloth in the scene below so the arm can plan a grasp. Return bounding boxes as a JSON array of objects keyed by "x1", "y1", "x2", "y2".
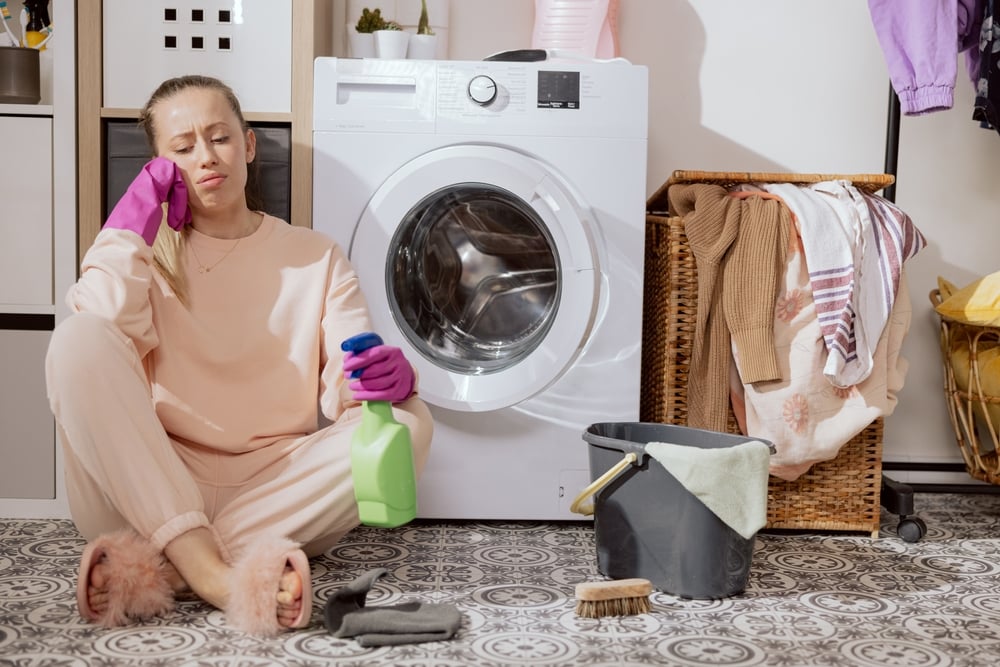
[
  {"x1": 936, "y1": 273, "x2": 1000, "y2": 440},
  {"x1": 935, "y1": 273, "x2": 1000, "y2": 327},
  {"x1": 949, "y1": 334, "x2": 1000, "y2": 441},
  {"x1": 644, "y1": 439, "x2": 772, "y2": 540}
]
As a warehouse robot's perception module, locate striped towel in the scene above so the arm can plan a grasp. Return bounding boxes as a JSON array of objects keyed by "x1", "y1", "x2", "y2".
[
  {"x1": 762, "y1": 182, "x2": 861, "y2": 385},
  {"x1": 836, "y1": 183, "x2": 926, "y2": 389},
  {"x1": 854, "y1": 188, "x2": 927, "y2": 322},
  {"x1": 762, "y1": 181, "x2": 925, "y2": 387}
]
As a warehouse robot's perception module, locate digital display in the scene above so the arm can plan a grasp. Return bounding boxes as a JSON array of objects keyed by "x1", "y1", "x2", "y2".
[{"x1": 537, "y1": 71, "x2": 580, "y2": 109}]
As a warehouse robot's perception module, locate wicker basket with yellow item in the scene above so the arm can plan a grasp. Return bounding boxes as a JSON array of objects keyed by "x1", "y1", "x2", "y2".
[
  {"x1": 930, "y1": 277, "x2": 1000, "y2": 484},
  {"x1": 642, "y1": 170, "x2": 897, "y2": 538}
]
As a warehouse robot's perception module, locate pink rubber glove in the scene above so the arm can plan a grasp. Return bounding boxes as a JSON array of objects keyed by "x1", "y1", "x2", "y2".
[
  {"x1": 103, "y1": 157, "x2": 191, "y2": 246},
  {"x1": 343, "y1": 345, "x2": 416, "y2": 404}
]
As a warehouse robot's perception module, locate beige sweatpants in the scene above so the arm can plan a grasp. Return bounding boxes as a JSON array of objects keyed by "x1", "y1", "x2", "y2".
[{"x1": 45, "y1": 313, "x2": 433, "y2": 561}]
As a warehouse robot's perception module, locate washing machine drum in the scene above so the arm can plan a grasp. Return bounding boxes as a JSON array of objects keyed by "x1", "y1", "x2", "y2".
[
  {"x1": 391, "y1": 184, "x2": 559, "y2": 375},
  {"x1": 351, "y1": 145, "x2": 601, "y2": 412}
]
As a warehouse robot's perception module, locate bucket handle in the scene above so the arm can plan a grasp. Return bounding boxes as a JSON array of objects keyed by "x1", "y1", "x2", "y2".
[{"x1": 569, "y1": 452, "x2": 638, "y2": 516}]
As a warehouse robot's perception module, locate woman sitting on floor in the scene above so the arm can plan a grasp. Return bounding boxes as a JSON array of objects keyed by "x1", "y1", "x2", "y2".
[{"x1": 44, "y1": 74, "x2": 433, "y2": 636}]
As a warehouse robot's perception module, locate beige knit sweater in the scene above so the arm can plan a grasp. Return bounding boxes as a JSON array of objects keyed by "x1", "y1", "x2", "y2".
[{"x1": 667, "y1": 183, "x2": 791, "y2": 432}]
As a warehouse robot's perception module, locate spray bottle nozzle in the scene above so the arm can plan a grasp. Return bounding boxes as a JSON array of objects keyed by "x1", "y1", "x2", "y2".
[{"x1": 24, "y1": 0, "x2": 48, "y2": 31}]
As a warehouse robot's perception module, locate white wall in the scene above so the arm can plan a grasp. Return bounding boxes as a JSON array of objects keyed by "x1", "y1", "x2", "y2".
[{"x1": 334, "y1": 1, "x2": 999, "y2": 484}]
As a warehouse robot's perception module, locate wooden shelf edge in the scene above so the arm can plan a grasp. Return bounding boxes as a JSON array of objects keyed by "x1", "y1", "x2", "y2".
[
  {"x1": 0, "y1": 104, "x2": 54, "y2": 116},
  {"x1": 100, "y1": 108, "x2": 293, "y2": 123}
]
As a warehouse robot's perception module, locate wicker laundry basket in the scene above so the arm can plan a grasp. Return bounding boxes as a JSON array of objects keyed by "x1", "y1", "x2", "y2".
[
  {"x1": 641, "y1": 170, "x2": 896, "y2": 538},
  {"x1": 930, "y1": 290, "x2": 1000, "y2": 485}
]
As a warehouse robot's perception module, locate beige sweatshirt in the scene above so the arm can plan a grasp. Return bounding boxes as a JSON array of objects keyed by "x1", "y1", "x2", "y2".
[{"x1": 67, "y1": 216, "x2": 373, "y2": 453}]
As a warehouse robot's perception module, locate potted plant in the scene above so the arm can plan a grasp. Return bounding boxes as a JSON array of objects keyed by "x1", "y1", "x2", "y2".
[
  {"x1": 348, "y1": 7, "x2": 386, "y2": 58},
  {"x1": 374, "y1": 19, "x2": 409, "y2": 59},
  {"x1": 408, "y1": 0, "x2": 438, "y2": 60}
]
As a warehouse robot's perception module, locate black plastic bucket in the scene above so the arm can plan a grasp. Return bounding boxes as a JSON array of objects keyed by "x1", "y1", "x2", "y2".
[{"x1": 581, "y1": 422, "x2": 772, "y2": 599}]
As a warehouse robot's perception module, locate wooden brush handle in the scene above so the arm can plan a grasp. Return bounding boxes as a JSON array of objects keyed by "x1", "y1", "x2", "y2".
[{"x1": 576, "y1": 578, "x2": 653, "y2": 601}]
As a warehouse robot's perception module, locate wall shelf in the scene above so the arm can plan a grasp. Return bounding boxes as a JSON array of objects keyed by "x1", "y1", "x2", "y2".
[
  {"x1": 98, "y1": 107, "x2": 293, "y2": 124},
  {"x1": 0, "y1": 104, "x2": 54, "y2": 116},
  {"x1": 0, "y1": 304, "x2": 56, "y2": 315}
]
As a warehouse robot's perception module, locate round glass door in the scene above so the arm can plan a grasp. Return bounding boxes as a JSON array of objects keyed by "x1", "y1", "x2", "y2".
[
  {"x1": 351, "y1": 145, "x2": 600, "y2": 412},
  {"x1": 389, "y1": 183, "x2": 559, "y2": 375}
]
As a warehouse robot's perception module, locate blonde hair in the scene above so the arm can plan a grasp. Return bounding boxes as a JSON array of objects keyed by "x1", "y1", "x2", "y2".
[
  {"x1": 138, "y1": 75, "x2": 263, "y2": 305},
  {"x1": 151, "y1": 223, "x2": 191, "y2": 304}
]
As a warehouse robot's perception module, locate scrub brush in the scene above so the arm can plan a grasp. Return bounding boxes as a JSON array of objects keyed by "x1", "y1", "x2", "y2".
[{"x1": 575, "y1": 578, "x2": 653, "y2": 618}]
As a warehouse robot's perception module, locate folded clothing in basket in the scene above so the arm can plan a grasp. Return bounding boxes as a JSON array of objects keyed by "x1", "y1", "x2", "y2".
[
  {"x1": 645, "y1": 439, "x2": 771, "y2": 540},
  {"x1": 935, "y1": 273, "x2": 1000, "y2": 327}
]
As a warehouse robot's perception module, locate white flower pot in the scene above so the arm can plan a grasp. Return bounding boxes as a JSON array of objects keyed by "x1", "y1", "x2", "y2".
[
  {"x1": 408, "y1": 33, "x2": 438, "y2": 60},
  {"x1": 374, "y1": 29, "x2": 410, "y2": 59},
  {"x1": 348, "y1": 29, "x2": 376, "y2": 58}
]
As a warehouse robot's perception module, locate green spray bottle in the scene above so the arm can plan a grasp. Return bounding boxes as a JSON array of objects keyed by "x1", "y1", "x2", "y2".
[{"x1": 341, "y1": 332, "x2": 417, "y2": 528}]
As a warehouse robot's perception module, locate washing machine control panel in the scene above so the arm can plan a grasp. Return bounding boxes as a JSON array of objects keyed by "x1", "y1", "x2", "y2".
[
  {"x1": 313, "y1": 58, "x2": 646, "y2": 139},
  {"x1": 438, "y1": 62, "x2": 635, "y2": 134},
  {"x1": 441, "y1": 64, "x2": 527, "y2": 117}
]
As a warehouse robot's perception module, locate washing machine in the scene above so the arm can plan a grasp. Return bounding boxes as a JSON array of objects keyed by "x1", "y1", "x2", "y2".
[{"x1": 312, "y1": 57, "x2": 648, "y2": 520}]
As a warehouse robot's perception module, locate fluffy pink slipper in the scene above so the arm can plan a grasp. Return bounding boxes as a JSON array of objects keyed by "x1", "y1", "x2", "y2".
[
  {"x1": 226, "y1": 535, "x2": 312, "y2": 637},
  {"x1": 77, "y1": 529, "x2": 174, "y2": 627}
]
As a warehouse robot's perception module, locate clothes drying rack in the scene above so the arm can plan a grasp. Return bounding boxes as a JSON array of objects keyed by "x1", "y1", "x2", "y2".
[
  {"x1": 878, "y1": 86, "x2": 1000, "y2": 538},
  {"x1": 876, "y1": 86, "x2": 925, "y2": 542}
]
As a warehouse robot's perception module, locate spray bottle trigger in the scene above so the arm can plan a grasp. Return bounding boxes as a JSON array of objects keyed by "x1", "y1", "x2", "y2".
[
  {"x1": 342, "y1": 332, "x2": 384, "y2": 378},
  {"x1": 341, "y1": 331, "x2": 383, "y2": 353}
]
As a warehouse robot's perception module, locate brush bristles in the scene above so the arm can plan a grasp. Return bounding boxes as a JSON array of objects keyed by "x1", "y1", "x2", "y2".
[
  {"x1": 576, "y1": 594, "x2": 652, "y2": 618},
  {"x1": 574, "y1": 578, "x2": 653, "y2": 618}
]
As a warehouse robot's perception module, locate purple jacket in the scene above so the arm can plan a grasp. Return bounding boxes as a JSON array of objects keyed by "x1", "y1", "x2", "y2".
[{"x1": 867, "y1": 0, "x2": 984, "y2": 115}]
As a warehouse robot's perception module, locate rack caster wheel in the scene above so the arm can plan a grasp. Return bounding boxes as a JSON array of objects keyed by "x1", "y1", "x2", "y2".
[{"x1": 896, "y1": 516, "x2": 926, "y2": 543}]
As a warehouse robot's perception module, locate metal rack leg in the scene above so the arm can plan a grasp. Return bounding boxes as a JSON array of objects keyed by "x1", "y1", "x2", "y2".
[{"x1": 878, "y1": 85, "x2": 928, "y2": 542}]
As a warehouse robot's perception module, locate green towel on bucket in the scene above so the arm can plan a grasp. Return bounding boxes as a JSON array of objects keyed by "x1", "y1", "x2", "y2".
[{"x1": 645, "y1": 440, "x2": 771, "y2": 540}]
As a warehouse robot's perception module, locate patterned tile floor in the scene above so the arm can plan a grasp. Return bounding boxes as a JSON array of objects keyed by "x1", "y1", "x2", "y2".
[{"x1": 2, "y1": 493, "x2": 1000, "y2": 666}]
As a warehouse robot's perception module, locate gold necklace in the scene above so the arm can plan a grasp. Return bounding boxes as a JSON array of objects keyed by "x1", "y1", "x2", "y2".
[{"x1": 190, "y1": 237, "x2": 242, "y2": 274}]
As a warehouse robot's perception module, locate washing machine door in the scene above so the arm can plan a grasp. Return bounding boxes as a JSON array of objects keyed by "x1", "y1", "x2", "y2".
[{"x1": 351, "y1": 144, "x2": 601, "y2": 412}]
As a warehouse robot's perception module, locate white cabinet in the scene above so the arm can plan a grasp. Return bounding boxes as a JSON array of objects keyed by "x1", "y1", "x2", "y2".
[
  {"x1": 0, "y1": 0, "x2": 74, "y2": 518},
  {"x1": 0, "y1": 115, "x2": 53, "y2": 309},
  {"x1": 0, "y1": 113, "x2": 55, "y2": 507},
  {"x1": 0, "y1": 330, "x2": 54, "y2": 499},
  {"x1": 102, "y1": 0, "x2": 293, "y2": 114}
]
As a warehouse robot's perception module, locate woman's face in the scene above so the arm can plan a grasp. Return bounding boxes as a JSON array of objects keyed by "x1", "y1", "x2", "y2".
[{"x1": 152, "y1": 87, "x2": 256, "y2": 217}]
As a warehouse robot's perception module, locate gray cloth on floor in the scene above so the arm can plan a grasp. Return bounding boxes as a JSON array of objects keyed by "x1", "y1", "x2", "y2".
[{"x1": 323, "y1": 567, "x2": 461, "y2": 647}]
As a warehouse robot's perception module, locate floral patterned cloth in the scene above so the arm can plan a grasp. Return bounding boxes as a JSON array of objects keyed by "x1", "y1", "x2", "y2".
[{"x1": 729, "y1": 226, "x2": 912, "y2": 481}]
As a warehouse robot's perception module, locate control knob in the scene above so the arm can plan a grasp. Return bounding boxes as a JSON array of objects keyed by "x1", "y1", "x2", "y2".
[{"x1": 468, "y1": 75, "x2": 498, "y2": 106}]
